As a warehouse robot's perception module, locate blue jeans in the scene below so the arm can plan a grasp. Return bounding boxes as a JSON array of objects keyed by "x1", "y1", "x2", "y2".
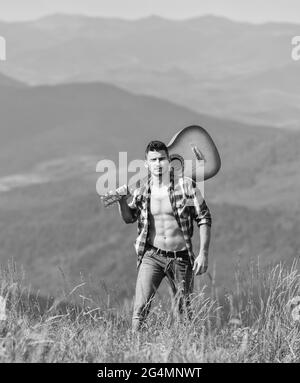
[{"x1": 132, "y1": 246, "x2": 194, "y2": 331}]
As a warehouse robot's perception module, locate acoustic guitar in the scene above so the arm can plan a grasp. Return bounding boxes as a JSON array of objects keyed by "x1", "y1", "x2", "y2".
[{"x1": 101, "y1": 125, "x2": 221, "y2": 207}]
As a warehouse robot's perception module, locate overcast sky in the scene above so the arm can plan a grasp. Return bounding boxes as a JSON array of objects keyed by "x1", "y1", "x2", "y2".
[{"x1": 0, "y1": 0, "x2": 300, "y2": 23}]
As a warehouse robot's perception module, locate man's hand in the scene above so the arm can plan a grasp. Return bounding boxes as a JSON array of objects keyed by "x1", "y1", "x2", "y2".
[{"x1": 192, "y1": 249, "x2": 208, "y2": 275}]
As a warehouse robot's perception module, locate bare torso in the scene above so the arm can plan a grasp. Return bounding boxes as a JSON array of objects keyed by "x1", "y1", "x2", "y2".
[{"x1": 147, "y1": 184, "x2": 186, "y2": 251}]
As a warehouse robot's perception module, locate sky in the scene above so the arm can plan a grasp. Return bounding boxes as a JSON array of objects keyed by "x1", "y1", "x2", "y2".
[{"x1": 0, "y1": 0, "x2": 300, "y2": 23}]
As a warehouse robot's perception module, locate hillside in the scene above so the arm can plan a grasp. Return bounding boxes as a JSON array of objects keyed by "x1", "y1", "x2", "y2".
[
  {"x1": 0, "y1": 72, "x2": 26, "y2": 88},
  {"x1": 0, "y1": 171, "x2": 299, "y2": 302},
  {"x1": 0, "y1": 80, "x2": 299, "y2": 212},
  {"x1": 0, "y1": 14, "x2": 299, "y2": 128},
  {"x1": 0, "y1": 79, "x2": 299, "y2": 302},
  {"x1": 1, "y1": 258, "x2": 299, "y2": 363}
]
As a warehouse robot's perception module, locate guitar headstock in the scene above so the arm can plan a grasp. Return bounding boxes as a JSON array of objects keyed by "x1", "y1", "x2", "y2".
[{"x1": 101, "y1": 185, "x2": 130, "y2": 208}]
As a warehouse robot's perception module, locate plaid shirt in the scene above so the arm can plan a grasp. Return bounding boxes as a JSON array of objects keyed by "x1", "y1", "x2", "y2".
[{"x1": 128, "y1": 172, "x2": 212, "y2": 267}]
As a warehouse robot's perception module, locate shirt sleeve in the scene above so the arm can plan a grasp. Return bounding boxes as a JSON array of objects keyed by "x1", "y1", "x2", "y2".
[
  {"x1": 187, "y1": 181, "x2": 212, "y2": 227},
  {"x1": 127, "y1": 188, "x2": 140, "y2": 222}
]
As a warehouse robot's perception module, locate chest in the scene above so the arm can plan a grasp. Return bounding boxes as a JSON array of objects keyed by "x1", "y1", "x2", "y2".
[{"x1": 149, "y1": 187, "x2": 173, "y2": 215}]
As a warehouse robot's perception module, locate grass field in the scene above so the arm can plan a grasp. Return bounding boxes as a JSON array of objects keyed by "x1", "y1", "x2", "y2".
[{"x1": 0, "y1": 258, "x2": 299, "y2": 363}]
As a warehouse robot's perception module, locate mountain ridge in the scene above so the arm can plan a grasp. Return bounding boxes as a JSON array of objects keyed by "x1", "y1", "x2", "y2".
[
  {"x1": 1, "y1": 13, "x2": 299, "y2": 27},
  {"x1": 0, "y1": 79, "x2": 299, "y2": 214},
  {"x1": 0, "y1": 13, "x2": 299, "y2": 128}
]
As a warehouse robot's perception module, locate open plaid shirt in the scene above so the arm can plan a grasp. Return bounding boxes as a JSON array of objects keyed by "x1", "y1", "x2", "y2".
[{"x1": 128, "y1": 172, "x2": 212, "y2": 268}]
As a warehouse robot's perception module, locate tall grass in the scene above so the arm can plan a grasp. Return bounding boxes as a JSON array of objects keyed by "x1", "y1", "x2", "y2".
[{"x1": 0, "y1": 258, "x2": 299, "y2": 362}]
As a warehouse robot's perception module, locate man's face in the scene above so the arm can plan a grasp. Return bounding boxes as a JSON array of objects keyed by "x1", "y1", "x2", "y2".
[{"x1": 145, "y1": 150, "x2": 170, "y2": 177}]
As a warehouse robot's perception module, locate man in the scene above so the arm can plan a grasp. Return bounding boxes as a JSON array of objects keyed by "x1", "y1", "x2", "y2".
[{"x1": 117, "y1": 140, "x2": 211, "y2": 331}]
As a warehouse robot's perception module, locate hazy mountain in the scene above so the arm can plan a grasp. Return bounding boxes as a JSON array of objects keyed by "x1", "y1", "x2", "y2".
[
  {"x1": 0, "y1": 14, "x2": 299, "y2": 128},
  {"x1": 0, "y1": 79, "x2": 299, "y2": 301},
  {"x1": 0, "y1": 79, "x2": 299, "y2": 210},
  {"x1": 0, "y1": 72, "x2": 26, "y2": 87}
]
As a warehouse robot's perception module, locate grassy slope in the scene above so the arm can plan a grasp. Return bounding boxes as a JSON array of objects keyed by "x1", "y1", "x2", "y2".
[{"x1": 0, "y1": 259, "x2": 299, "y2": 362}]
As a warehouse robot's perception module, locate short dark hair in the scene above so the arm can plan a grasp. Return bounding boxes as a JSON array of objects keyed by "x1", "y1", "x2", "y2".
[{"x1": 145, "y1": 140, "x2": 169, "y2": 158}]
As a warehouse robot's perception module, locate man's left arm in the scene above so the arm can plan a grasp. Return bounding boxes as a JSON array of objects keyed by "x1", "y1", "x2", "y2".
[
  {"x1": 190, "y1": 185, "x2": 212, "y2": 275},
  {"x1": 193, "y1": 223, "x2": 211, "y2": 275}
]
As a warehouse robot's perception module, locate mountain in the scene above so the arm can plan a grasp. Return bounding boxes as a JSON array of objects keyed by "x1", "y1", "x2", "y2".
[
  {"x1": 0, "y1": 80, "x2": 299, "y2": 210},
  {"x1": 0, "y1": 14, "x2": 299, "y2": 128},
  {"x1": 0, "y1": 80, "x2": 299, "y2": 301},
  {"x1": 0, "y1": 72, "x2": 26, "y2": 87}
]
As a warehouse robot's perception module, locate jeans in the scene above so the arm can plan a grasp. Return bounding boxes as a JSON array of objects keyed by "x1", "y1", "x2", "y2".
[{"x1": 132, "y1": 245, "x2": 194, "y2": 331}]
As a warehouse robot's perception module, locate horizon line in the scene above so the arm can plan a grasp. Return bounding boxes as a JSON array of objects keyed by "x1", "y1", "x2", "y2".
[{"x1": 0, "y1": 12, "x2": 299, "y2": 26}]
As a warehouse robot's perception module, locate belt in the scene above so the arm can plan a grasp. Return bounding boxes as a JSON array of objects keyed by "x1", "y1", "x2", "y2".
[{"x1": 146, "y1": 243, "x2": 188, "y2": 259}]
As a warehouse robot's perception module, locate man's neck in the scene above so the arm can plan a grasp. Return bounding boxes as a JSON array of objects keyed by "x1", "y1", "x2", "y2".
[{"x1": 151, "y1": 173, "x2": 171, "y2": 188}]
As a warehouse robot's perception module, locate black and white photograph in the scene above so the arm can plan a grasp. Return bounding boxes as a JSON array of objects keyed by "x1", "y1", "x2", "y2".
[{"x1": 0, "y1": 0, "x2": 300, "y2": 369}]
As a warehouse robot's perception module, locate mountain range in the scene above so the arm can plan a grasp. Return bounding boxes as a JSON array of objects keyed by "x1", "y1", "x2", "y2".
[
  {"x1": 0, "y1": 74, "x2": 299, "y2": 302},
  {"x1": 0, "y1": 14, "x2": 299, "y2": 128}
]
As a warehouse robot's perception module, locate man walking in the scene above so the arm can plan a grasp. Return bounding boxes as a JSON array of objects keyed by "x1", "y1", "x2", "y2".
[{"x1": 117, "y1": 140, "x2": 211, "y2": 331}]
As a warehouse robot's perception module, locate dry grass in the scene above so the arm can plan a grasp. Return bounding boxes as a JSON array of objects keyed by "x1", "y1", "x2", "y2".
[{"x1": 0, "y1": 259, "x2": 299, "y2": 363}]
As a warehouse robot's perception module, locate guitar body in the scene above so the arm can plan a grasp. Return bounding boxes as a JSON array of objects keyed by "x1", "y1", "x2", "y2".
[
  {"x1": 167, "y1": 124, "x2": 221, "y2": 181},
  {"x1": 101, "y1": 124, "x2": 221, "y2": 207}
]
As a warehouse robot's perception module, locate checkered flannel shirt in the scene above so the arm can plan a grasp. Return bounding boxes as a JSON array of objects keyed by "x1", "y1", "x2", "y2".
[{"x1": 128, "y1": 172, "x2": 212, "y2": 268}]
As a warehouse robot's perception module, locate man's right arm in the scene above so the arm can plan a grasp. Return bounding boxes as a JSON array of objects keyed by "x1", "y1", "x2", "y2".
[{"x1": 118, "y1": 197, "x2": 137, "y2": 223}]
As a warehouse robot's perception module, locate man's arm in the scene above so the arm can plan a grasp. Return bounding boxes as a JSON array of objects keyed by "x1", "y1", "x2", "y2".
[
  {"x1": 118, "y1": 197, "x2": 137, "y2": 224},
  {"x1": 193, "y1": 224, "x2": 211, "y2": 275},
  {"x1": 188, "y1": 182, "x2": 212, "y2": 275}
]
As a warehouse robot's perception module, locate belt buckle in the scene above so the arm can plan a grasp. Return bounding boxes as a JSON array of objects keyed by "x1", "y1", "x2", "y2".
[
  {"x1": 166, "y1": 250, "x2": 176, "y2": 259},
  {"x1": 162, "y1": 249, "x2": 168, "y2": 257},
  {"x1": 174, "y1": 250, "x2": 183, "y2": 261}
]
